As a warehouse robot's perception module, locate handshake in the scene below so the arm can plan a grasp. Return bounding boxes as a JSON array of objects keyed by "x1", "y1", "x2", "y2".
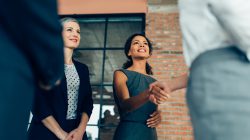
[
  {"x1": 148, "y1": 81, "x2": 172, "y2": 105},
  {"x1": 147, "y1": 74, "x2": 188, "y2": 104}
]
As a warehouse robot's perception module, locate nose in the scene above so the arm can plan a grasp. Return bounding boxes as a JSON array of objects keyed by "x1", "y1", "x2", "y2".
[
  {"x1": 139, "y1": 42, "x2": 144, "y2": 47},
  {"x1": 72, "y1": 31, "x2": 79, "y2": 37},
  {"x1": 73, "y1": 30, "x2": 77, "y2": 35}
]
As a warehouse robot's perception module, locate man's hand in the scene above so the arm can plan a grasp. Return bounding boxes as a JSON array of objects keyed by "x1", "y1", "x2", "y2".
[{"x1": 149, "y1": 81, "x2": 171, "y2": 104}]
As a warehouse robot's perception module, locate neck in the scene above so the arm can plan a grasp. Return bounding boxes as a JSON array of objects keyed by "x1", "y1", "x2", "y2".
[
  {"x1": 128, "y1": 59, "x2": 147, "y2": 74},
  {"x1": 64, "y1": 47, "x2": 73, "y2": 64}
]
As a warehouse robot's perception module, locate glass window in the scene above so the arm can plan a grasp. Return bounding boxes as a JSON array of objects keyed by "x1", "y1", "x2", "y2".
[
  {"x1": 104, "y1": 50, "x2": 127, "y2": 83},
  {"x1": 74, "y1": 50, "x2": 103, "y2": 84},
  {"x1": 72, "y1": 14, "x2": 145, "y2": 140},
  {"x1": 78, "y1": 18, "x2": 106, "y2": 48},
  {"x1": 106, "y1": 17, "x2": 143, "y2": 48}
]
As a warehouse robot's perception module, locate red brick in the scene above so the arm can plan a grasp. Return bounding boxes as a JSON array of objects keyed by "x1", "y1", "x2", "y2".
[{"x1": 146, "y1": 12, "x2": 192, "y2": 139}]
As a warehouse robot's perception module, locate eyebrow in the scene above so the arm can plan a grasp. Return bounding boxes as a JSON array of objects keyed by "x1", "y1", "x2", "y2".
[
  {"x1": 65, "y1": 27, "x2": 80, "y2": 31},
  {"x1": 65, "y1": 27, "x2": 73, "y2": 29},
  {"x1": 133, "y1": 40, "x2": 147, "y2": 42}
]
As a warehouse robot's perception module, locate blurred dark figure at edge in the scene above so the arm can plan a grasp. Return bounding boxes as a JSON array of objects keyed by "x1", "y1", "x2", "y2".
[{"x1": 0, "y1": 0, "x2": 64, "y2": 139}]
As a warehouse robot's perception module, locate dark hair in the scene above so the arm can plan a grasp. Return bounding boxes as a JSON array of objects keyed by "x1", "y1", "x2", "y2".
[{"x1": 122, "y1": 33, "x2": 153, "y2": 75}]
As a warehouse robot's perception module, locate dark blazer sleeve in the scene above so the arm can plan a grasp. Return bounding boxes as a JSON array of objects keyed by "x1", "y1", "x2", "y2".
[
  {"x1": 82, "y1": 65, "x2": 94, "y2": 118},
  {"x1": 0, "y1": 0, "x2": 64, "y2": 86},
  {"x1": 78, "y1": 63, "x2": 94, "y2": 118},
  {"x1": 31, "y1": 87, "x2": 53, "y2": 122}
]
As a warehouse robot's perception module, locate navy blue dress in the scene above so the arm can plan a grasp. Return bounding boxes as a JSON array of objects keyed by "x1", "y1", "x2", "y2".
[{"x1": 113, "y1": 69, "x2": 158, "y2": 140}]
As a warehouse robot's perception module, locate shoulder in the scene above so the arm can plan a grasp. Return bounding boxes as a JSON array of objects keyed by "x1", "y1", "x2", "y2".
[
  {"x1": 73, "y1": 60, "x2": 89, "y2": 71},
  {"x1": 113, "y1": 69, "x2": 128, "y2": 83}
]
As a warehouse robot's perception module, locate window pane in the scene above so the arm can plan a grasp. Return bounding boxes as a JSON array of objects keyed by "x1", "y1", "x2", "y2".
[
  {"x1": 101, "y1": 85, "x2": 115, "y2": 105},
  {"x1": 79, "y1": 18, "x2": 106, "y2": 48},
  {"x1": 100, "y1": 105, "x2": 119, "y2": 124},
  {"x1": 93, "y1": 85, "x2": 114, "y2": 105},
  {"x1": 88, "y1": 104, "x2": 101, "y2": 125},
  {"x1": 90, "y1": 86, "x2": 118, "y2": 125},
  {"x1": 92, "y1": 86, "x2": 102, "y2": 104},
  {"x1": 73, "y1": 50, "x2": 103, "y2": 84},
  {"x1": 106, "y1": 17, "x2": 143, "y2": 48},
  {"x1": 99, "y1": 122, "x2": 117, "y2": 140},
  {"x1": 99, "y1": 86, "x2": 119, "y2": 125},
  {"x1": 86, "y1": 125, "x2": 99, "y2": 140},
  {"x1": 104, "y1": 50, "x2": 127, "y2": 83},
  {"x1": 91, "y1": 85, "x2": 116, "y2": 105},
  {"x1": 99, "y1": 105, "x2": 118, "y2": 140}
]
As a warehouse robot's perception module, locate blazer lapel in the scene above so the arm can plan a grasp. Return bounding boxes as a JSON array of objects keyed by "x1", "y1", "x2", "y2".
[{"x1": 61, "y1": 74, "x2": 68, "y2": 108}]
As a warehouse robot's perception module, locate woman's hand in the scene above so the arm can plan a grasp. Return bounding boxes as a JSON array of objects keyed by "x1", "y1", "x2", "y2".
[
  {"x1": 57, "y1": 130, "x2": 68, "y2": 140},
  {"x1": 146, "y1": 110, "x2": 162, "y2": 128},
  {"x1": 149, "y1": 82, "x2": 171, "y2": 104},
  {"x1": 65, "y1": 128, "x2": 85, "y2": 140}
]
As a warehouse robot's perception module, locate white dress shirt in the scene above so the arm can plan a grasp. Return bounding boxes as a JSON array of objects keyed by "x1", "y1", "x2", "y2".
[{"x1": 178, "y1": 0, "x2": 250, "y2": 67}]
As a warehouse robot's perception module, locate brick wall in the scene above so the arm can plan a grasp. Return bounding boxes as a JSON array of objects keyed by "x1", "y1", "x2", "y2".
[{"x1": 146, "y1": 12, "x2": 193, "y2": 140}]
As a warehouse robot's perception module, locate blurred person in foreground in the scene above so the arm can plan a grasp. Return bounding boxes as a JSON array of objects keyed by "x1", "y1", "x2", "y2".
[
  {"x1": 0, "y1": 0, "x2": 64, "y2": 139},
  {"x1": 150, "y1": 0, "x2": 250, "y2": 140}
]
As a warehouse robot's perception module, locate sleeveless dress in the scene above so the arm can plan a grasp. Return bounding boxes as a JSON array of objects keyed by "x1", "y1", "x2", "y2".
[{"x1": 113, "y1": 69, "x2": 158, "y2": 140}]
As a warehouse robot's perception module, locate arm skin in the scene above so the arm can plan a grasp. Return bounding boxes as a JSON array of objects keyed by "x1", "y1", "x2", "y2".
[
  {"x1": 42, "y1": 116, "x2": 68, "y2": 140},
  {"x1": 150, "y1": 73, "x2": 188, "y2": 104},
  {"x1": 65, "y1": 113, "x2": 89, "y2": 140},
  {"x1": 113, "y1": 70, "x2": 154, "y2": 113}
]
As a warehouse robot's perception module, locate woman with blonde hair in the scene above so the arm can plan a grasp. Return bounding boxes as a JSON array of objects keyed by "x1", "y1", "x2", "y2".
[{"x1": 28, "y1": 17, "x2": 93, "y2": 140}]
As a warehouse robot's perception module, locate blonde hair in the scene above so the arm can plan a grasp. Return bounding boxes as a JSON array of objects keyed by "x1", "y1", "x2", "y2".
[{"x1": 60, "y1": 17, "x2": 79, "y2": 25}]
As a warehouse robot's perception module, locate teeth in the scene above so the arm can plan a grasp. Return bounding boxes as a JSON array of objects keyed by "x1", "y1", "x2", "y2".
[
  {"x1": 70, "y1": 39, "x2": 77, "y2": 42},
  {"x1": 138, "y1": 49, "x2": 146, "y2": 52}
]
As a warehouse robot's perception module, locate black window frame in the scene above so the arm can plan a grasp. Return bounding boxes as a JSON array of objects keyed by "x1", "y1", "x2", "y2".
[{"x1": 60, "y1": 13, "x2": 145, "y2": 140}]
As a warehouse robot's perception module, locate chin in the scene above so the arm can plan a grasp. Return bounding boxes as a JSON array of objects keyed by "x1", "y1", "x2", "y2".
[
  {"x1": 135, "y1": 56, "x2": 149, "y2": 59},
  {"x1": 66, "y1": 45, "x2": 78, "y2": 49}
]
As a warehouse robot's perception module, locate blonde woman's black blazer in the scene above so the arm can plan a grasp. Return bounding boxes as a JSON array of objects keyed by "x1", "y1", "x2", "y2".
[{"x1": 28, "y1": 60, "x2": 93, "y2": 140}]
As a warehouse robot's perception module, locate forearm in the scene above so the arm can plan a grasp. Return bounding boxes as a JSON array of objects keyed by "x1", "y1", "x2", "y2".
[
  {"x1": 77, "y1": 112, "x2": 89, "y2": 132},
  {"x1": 64, "y1": 113, "x2": 89, "y2": 140},
  {"x1": 170, "y1": 73, "x2": 188, "y2": 92},
  {"x1": 42, "y1": 116, "x2": 66, "y2": 139},
  {"x1": 120, "y1": 89, "x2": 150, "y2": 113}
]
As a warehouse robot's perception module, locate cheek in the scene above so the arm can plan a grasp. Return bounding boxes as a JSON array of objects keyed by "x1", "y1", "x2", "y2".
[
  {"x1": 78, "y1": 36, "x2": 81, "y2": 43},
  {"x1": 131, "y1": 46, "x2": 138, "y2": 52},
  {"x1": 147, "y1": 47, "x2": 151, "y2": 54},
  {"x1": 63, "y1": 38, "x2": 70, "y2": 45},
  {"x1": 63, "y1": 37, "x2": 67, "y2": 45},
  {"x1": 76, "y1": 41, "x2": 80, "y2": 47},
  {"x1": 129, "y1": 49, "x2": 137, "y2": 55},
  {"x1": 62, "y1": 33, "x2": 68, "y2": 42}
]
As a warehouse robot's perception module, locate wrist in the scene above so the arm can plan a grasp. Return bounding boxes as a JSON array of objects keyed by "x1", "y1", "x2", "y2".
[
  {"x1": 55, "y1": 129, "x2": 66, "y2": 140},
  {"x1": 146, "y1": 89, "x2": 156, "y2": 104},
  {"x1": 77, "y1": 125, "x2": 86, "y2": 135},
  {"x1": 145, "y1": 89, "x2": 151, "y2": 100},
  {"x1": 168, "y1": 82, "x2": 174, "y2": 92}
]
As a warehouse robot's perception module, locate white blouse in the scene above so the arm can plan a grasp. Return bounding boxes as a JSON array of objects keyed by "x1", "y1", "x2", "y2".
[{"x1": 65, "y1": 64, "x2": 80, "y2": 120}]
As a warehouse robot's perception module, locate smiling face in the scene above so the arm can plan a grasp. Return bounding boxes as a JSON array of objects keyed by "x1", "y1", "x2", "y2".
[
  {"x1": 128, "y1": 35, "x2": 151, "y2": 59},
  {"x1": 62, "y1": 21, "x2": 81, "y2": 49}
]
